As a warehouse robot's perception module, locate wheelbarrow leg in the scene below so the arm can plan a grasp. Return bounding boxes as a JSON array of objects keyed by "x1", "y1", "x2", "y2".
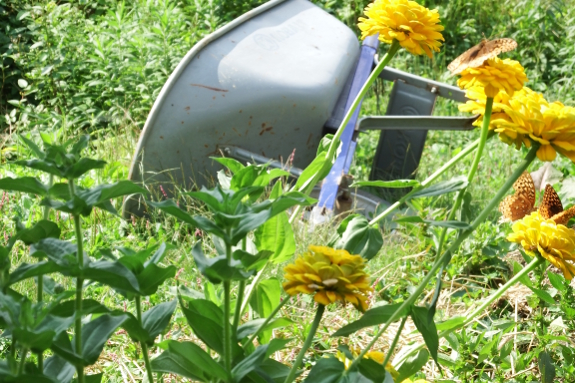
[
  {"x1": 369, "y1": 80, "x2": 438, "y2": 199},
  {"x1": 310, "y1": 35, "x2": 379, "y2": 224}
]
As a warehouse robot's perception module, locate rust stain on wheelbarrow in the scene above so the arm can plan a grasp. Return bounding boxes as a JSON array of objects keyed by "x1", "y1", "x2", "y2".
[{"x1": 190, "y1": 83, "x2": 229, "y2": 92}]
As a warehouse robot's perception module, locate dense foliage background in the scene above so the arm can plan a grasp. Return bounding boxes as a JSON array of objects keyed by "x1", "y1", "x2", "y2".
[
  {"x1": 2, "y1": 0, "x2": 575, "y2": 382},
  {"x1": 1, "y1": 0, "x2": 574, "y2": 135}
]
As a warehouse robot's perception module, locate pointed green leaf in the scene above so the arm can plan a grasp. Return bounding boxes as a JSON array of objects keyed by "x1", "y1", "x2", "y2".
[
  {"x1": 0, "y1": 177, "x2": 48, "y2": 195},
  {"x1": 329, "y1": 215, "x2": 383, "y2": 260},
  {"x1": 410, "y1": 306, "x2": 439, "y2": 366},
  {"x1": 408, "y1": 176, "x2": 468, "y2": 199},
  {"x1": 142, "y1": 300, "x2": 177, "y2": 342},
  {"x1": 151, "y1": 340, "x2": 228, "y2": 381},
  {"x1": 351, "y1": 179, "x2": 420, "y2": 188},
  {"x1": 395, "y1": 348, "x2": 429, "y2": 382},
  {"x1": 333, "y1": 303, "x2": 409, "y2": 337},
  {"x1": 304, "y1": 356, "x2": 345, "y2": 383},
  {"x1": 79, "y1": 314, "x2": 128, "y2": 365},
  {"x1": 538, "y1": 351, "x2": 556, "y2": 383}
]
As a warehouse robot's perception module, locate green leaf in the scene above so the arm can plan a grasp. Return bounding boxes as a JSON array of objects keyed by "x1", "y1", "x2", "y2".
[
  {"x1": 211, "y1": 157, "x2": 245, "y2": 174},
  {"x1": 304, "y1": 356, "x2": 345, "y2": 383},
  {"x1": 49, "y1": 299, "x2": 110, "y2": 317},
  {"x1": 435, "y1": 316, "x2": 464, "y2": 332},
  {"x1": 329, "y1": 215, "x2": 383, "y2": 260},
  {"x1": 547, "y1": 271, "x2": 567, "y2": 291},
  {"x1": 16, "y1": 220, "x2": 61, "y2": 245},
  {"x1": 254, "y1": 209, "x2": 295, "y2": 264},
  {"x1": 137, "y1": 263, "x2": 177, "y2": 296},
  {"x1": 333, "y1": 303, "x2": 409, "y2": 337},
  {"x1": 358, "y1": 357, "x2": 390, "y2": 383},
  {"x1": 538, "y1": 351, "x2": 556, "y2": 383},
  {"x1": 13, "y1": 327, "x2": 56, "y2": 352},
  {"x1": 181, "y1": 299, "x2": 224, "y2": 354},
  {"x1": 30, "y1": 239, "x2": 78, "y2": 267},
  {"x1": 236, "y1": 318, "x2": 294, "y2": 340},
  {"x1": 512, "y1": 261, "x2": 533, "y2": 287},
  {"x1": 410, "y1": 306, "x2": 439, "y2": 367},
  {"x1": 393, "y1": 216, "x2": 471, "y2": 230},
  {"x1": 148, "y1": 200, "x2": 226, "y2": 238},
  {"x1": 15, "y1": 159, "x2": 66, "y2": 178},
  {"x1": 151, "y1": 340, "x2": 228, "y2": 381},
  {"x1": 350, "y1": 179, "x2": 420, "y2": 188},
  {"x1": 250, "y1": 278, "x2": 281, "y2": 318},
  {"x1": 529, "y1": 287, "x2": 556, "y2": 305},
  {"x1": 85, "y1": 260, "x2": 140, "y2": 294},
  {"x1": 0, "y1": 177, "x2": 48, "y2": 196},
  {"x1": 43, "y1": 354, "x2": 75, "y2": 383},
  {"x1": 9, "y1": 261, "x2": 63, "y2": 285},
  {"x1": 191, "y1": 243, "x2": 254, "y2": 283},
  {"x1": 408, "y1": 176, "x2": 468, "y2": 199},
  {"x1": 79, "y1": 314, "x2": 128, "y2": 365},
  {"x1": 66, "y1": 158, "x2": 106, "y2": 178},
  {"x1": 142, "y1": 300, "x2": 177, "y2": 342},
  {"x1": 294, "y1": 154, "x2": 331, "y2": 194},
  {"x1": 395, "y1": 349, "x2": 429, "y2": 382},
  {"x1": 231, "y1": 343, "x2": 270, "y2": 382}
]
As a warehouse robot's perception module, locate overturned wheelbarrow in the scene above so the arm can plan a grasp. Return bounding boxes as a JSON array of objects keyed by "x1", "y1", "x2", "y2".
[{"x1": 124, "y1": 0, "x2": 475, "y2": 218}]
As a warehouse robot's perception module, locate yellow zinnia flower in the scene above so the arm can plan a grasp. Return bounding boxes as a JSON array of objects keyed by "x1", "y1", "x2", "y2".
[
  {"x1": 282, "y1": 246, "x2": 372, "y2": 312},
  {"x1": 457, "y1": 58, "x2": 527, "y2": 98},
  {"x1": 358, "y1": 0, "x2": 444, "y2": 58},
  {"x1": 507, "y1": 212, "x2": 575, "y2": 279},
  {"x1": 460, "y1": 85, "x2": 575, "y2": 163}
]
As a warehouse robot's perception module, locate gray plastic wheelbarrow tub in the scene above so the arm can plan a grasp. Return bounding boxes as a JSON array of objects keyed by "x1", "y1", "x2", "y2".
[
  {"x1": 125, "y1": 0, "x2": 474, "y2": 217},
  {"x1": 126, "y1": 0, "x2": 360, "y2": 215}
]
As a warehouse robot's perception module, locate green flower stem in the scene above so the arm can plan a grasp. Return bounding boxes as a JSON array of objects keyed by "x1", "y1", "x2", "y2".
[
  {"x1": 368, "y1": 133, "x2": 493, "y2": 226},
  {"x1": 381, "y1": 315, "x2": 407, "y2": 368},
  {"x1": 289, "y1": 40, "x2": 401, "y2": 222},
  {"x1": 435, "y1": 97, "x2": 494, "y2": 259},
  {"x1": 243, "y1": 296, "x2": 290, "y2": 347},
  {"x1": 136, "y1": 296, "x2": 154, "y2": 383},
  {"x1": 232, "y1": 238, "x2": 248, "y2": 334},
  {"x1": 284, "y1": 304, "x2": 326, "y2": 383},
  {"x1": 323, "y1": 40, "x2": 400, "y2": 173},
  {"x1": 224, "y1": 241, "x2": 233, "y2": 377},
  {"x1": 18, "y1": 347, "x2": 28, "y2": 375},
  {"x1": 240, "y1": 262, "x2": 268, "y2": 315},
  {"x1": 396, "y1": 256, "x2": 543, "y2": 366},
  {"x1": 455, "y1": 256, "x2": 542, "y2": 330},
  {"x1": 37, "y1": 174, "x2": 52, "y2": 371},
  {"x1": 233, "y1": 280, "x2": 246, "y2": 332},
  {"x1": 347, "y1": 144, "x2": 539, "y2": 372},
  {"x1": 69, "y1": 180, "x2": 84, "y2": 383}
]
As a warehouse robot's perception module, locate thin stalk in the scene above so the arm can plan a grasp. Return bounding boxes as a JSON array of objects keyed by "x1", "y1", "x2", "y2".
[
  {"x1": 233, "y1": 280, "x2": 246, "y2": 333},
  {"x1": 346, "y1": 145, "x2": 539, "y2": 372},
  {"x1": 232, "y1": 239, "x2": 248, "y2": 333},
  {"x1": 456, "y1": 256, "x2": 542, "y2": 330},
  {"x1": 289, "y1": 40, "x2": 401, "y2": 222},
  {"x1": 368, "y1": 134, "x2": 493, "y2": 226},
  {"x1": 223, "y1": 241, "x2": 233, "y2": 376},
  {"x1": 136, "y1": 296, "x2": 155, "y2": 383},
  {"x1": 381, "y1": 315, "x2": 407, "y2": 368},
  {"x1": 69, "y1": 179, "x2": 84, "y2": 383},
  {"x1": 243, "y1": 297, "x2": 290, "y2": 347},
  {"x1": 240, "y1": 262, "x2": 268, "y2": 315},
  {"x1": 435, "y1": 98, "x2": 494, "y2": 258},
  {"x1": 396, "y1": 257, "x2": 543, "y2": 366},
  {"x1": 18, "y1": 347, "x2": 28, "y2": 375},
  {"x1": 284, "y1": 304, "x2": 325, "y2": 383},
  {"x1": 37, "y1": 174, "x2": 53, "y2": 371}
]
